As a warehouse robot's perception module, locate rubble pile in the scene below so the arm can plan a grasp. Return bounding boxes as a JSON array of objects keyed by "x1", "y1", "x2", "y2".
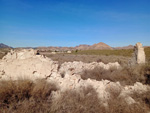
[{"x1": 0, "y1": 44, "x2": 149, "y2": 106}]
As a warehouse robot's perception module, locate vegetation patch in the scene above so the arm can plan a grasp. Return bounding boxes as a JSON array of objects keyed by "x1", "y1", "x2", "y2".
[
  {"x1": 81, "y1": 63, "x2": 150, "y2": 86},
  {"x1": 72, "y1": 49, "x2": 134, "y2": 57},
  {"x1": 0, "y1": 79, "x2": 57, "y2": 113},
  {"x1": 72, "y1": 47, "x2": 150, "y2": 58},
  {"x1": 0, "y1": 48, "x2": 11, "y2": 59}
]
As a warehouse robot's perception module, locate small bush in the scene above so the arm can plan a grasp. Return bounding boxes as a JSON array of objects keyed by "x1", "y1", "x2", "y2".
[
  {"x1": 131, "y1": 90, "x2": 150, "y2": 109},
  {"x1": 108, "y1": 98, "x2": 149, "y2": 113},
  {"x1": 51, "y1": 85, "x2": 149, "y2": 113},
  {"x1": 41, "y1": 53, "x2": 130, "y2": 65},
  {"x1": 0, "y1": 79, "x2": 57, "y2": 113},
  {"x1": 0, "y1": 48, "x2": 11, "y2": 59},
  {"x1": 81, "y1": 63, "x2": 150, "y2": 85},
  {"x1": 50, "y1": 86, "x2": 105, "y2": 113},
  {"x1": 0, "y1": 79, "x2": 150, "y2": 113}
]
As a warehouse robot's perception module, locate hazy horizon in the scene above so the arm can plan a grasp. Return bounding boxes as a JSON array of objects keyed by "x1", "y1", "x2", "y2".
[{"x1": 0, "y1": 0, "x2": 150, "y2": 48}]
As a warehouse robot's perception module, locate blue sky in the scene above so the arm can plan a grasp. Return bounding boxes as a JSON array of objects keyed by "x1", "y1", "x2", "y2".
[{"x1": 0, "y1": 0, "x2": 150, "y2": 47}]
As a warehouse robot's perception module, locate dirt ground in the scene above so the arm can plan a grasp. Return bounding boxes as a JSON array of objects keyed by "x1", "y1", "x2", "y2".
[{"x1": 40, "y1": 52, "x2": 131, "y2": 65}]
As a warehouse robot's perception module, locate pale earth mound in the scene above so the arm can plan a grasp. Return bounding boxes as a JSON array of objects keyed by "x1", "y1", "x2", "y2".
[{"x1": 0, "y1": 48, "x2": 149, "y2": 107}]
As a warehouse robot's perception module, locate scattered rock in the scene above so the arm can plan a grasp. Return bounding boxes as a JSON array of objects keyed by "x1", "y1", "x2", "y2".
[
  {"x1": 0, "y1": 49, "x2": 59, "y2": 80},
  {"x1": 59, "y1": 61, "x2": 120, "y2": 75},
  {"x1": 0, "y1": 48, "x2": 149, "y2": 106},
  {"x1": 67, "y1": 51, "x2": 71, "y2": 53}
]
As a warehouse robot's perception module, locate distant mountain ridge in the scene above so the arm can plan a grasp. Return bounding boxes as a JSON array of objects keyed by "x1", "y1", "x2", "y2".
[
  {"x1": 75, "y1": 44, "x2": 90, "y2": 50},
  {"x1": 37, "y1": 42, "x2": 113, "y2": 51},
  {"x1": 89, "y1": 42, "x2": 113, "y2": 50},
  {"x1": 114, "y1": 45, "x2": 134, "y2": 50},
  {"x1": 1, "y1": 42, "x2": 149, "y2": 51},
  {"x1": 0, "y1": 43, "x2": 12, "y2": 48}
]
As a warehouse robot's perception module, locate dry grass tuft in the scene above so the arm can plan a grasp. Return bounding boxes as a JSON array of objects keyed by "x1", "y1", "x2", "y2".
[
  {"x1": 107, "y1": 98, "x2": 149, "y2": 113},
  {"x1": 0, "y1": 48, "x2": 11, "y2": 59},
  {"x1": 0, "y1": 79, "x2": 150, "y2": 113},
  {"x1": 50, "y1": 86, "x2": 105, "y2": 113},
  {"x1": 81, "y1": 63, "x2": 150, "y2": 85},
  {"x1": 41, "y1": 53, "x2": 130, "y2": 65},
  {"x1": 0, "y1": 79, "x2": 57, "y2": 113},
  {"x1": 131, "y1": 90, "x2": 150, "y2": 109},
  {"x1": 51, "y1": 85, "x2": 149, "y2": 113}
]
